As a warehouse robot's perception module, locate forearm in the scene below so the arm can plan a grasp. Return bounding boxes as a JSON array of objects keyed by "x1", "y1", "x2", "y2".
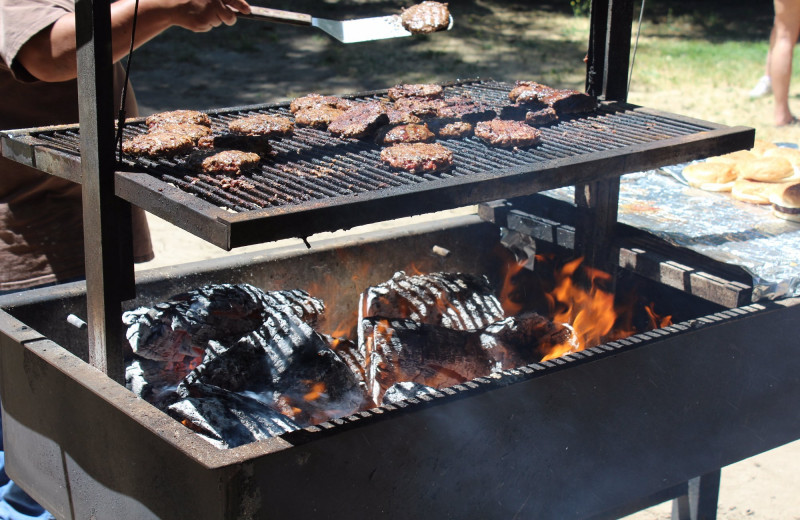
[{"x1": 17, "y1": 0, "x2": 248, "y2": 82}]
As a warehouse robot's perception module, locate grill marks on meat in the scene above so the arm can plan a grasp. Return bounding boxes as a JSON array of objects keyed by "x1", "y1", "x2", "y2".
[
  {"x1": 294, "y1": 105, "x2": 345, "y2": 129},
  {"x1": 509, "y1": 80, "x2": 597, "y2": 115},
  {"x1": 387, "y1": 83, "x2": 444, "y2": 101},
  {"x1": 187, "y1": 149, "x2": 261, "y2": 175},
  {"x1": 228, "y1": 113, "x2": 295, "y2": 137},
  {"x1": 121, "y1": 132, "x2": 195, "y2": 157},
  {"x1": 429, "y1": 119, "x2": 474, "y2": 139},
  {"x1": 328, "y1": 102, "x2": 389, "y2": 139},
  {"x1": 289, "y1": 93, "x2": 353, "y2": 114},
  {"x1": 400, "y1": 1, "x2": 451, "y2": 34},
  {"x1": 380, "y1": 142, "x2": 454, "y2": 173},
  {"x1": 148, "y1": 123, "x2": 212, "y2": 143},
  {"x1": 145, "y1": 109, "x2": 211, "y2": 128},
  {"x1": 474, "y1": 120, "x2": 542, "y2": 148},
  {"x1": 375, "y1": 123, "x2": 435, "y2": 145},
  {"x1": 393, "y1": 96, "x2": 446, "y2": 118}
]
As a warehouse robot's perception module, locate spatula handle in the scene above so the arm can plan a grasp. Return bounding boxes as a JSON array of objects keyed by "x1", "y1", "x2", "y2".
[{"x1": 238, "y1": 6, "x2": 313, "y2": 26}]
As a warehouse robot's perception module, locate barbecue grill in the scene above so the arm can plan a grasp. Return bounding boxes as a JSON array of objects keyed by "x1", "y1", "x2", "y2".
[{"x1": 2, "y1": 0, "x2": 799, "y2": 519}]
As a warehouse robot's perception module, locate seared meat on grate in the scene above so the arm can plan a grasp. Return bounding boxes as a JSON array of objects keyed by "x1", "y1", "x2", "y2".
[
  {"x1": 525, "y1": 106, "x2": 558, "y2": 126},
  {"x1": 122, "y1": 132, "x2": 194, "y2": 158},
  {"x1": 436, "y1": 95, "x2": 496, "y2": 122},
  {"x1": 540, "y1": 89, "x2": 597, "y2": 114},
  {"x1": 147, "y1": 122, "x2": 212, "y2": 144},
  {"x1": 508, "y1": 81, "x2": 556, "y2": 104},
  {"x1": 228, "y1": 113, "x2": 294, "y2": 137},
  {"x1": 145, "y1": 109, "x2": 211, "y2": 128},
  {"x1": 387, "y1": 83, "x2": 444, "y2": 101},
  {"x1": 327, "y1": 102, "x2": 389, "y2": 139},
  {"x1": 380, "y1": 142, "x2": 454, "y2": 173},
  {"x1": 474, "y1": 119, "x2": 542, "y2": 148},
  {"x1": 293, "y1": 105, "x2": 346, "y2": 129},
  {"x1": 428, "y1": 119, "x2": 474, "y2": 139},
  {"x1": 289, "y1": 93, "x2": 353, "y2": 114},
  {"x1": 393, "y1": 96, "x2": 447, "y2": 117},
  {"x1": 400, "y1": 1, "x2": 451, "y2": 34},
  {"x1": 187, "y1": 149, "x2": 261, "y2": 175},
  {"x1": 196, "y1": 133, "x2": 273, "y2": 156},
  {"x1": 384, "y1": 106, "x2": 423, "y2": 125},
  {"x1": 375, "y1": 123, "x2": 435, "y2": 145}
]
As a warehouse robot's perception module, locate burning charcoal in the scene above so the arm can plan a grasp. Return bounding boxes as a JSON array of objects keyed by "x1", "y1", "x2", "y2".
[
  {"x1": 382, "y1": 382, "x2": 438, "y2": 405},
  {"x1": 359, "y1": 271, "x2": 505, "y2": 332},
  {"x1": 479, "y1": 312, "x2": 579, "y2": 369},
  {"x1": 169, "y1": 382, "x2": 299, "y2": 449},
  {"x1": 125, "y1": 357, "x2": 197, "y2": 406},
  {"x1": 123, "y1": 284, "x2": 324, "y2": 362},
  {"x1": 327, "y1": 336, "x2": 368, "y2": 388},
  {"x1": 181, "y1": 338, "x2": 272, "y2": 394},
  {"x1": 360, "y1": 317, "x2": 494, "y2": 403}
]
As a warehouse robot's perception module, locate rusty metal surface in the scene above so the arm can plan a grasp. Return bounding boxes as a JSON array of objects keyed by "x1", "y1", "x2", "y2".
[{"x1": 0, "y1": 80, "x2": 755, "y2": 249}]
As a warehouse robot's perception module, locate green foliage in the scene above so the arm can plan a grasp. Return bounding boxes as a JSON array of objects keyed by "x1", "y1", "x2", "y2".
[{"x1": 570, "y1": 0, "x2": 591, "y2": 17}]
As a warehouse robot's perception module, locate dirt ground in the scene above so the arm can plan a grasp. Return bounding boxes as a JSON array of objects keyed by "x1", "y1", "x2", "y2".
[{"x1": 127, "y1": 2, "x2": 800, "y2": 518}]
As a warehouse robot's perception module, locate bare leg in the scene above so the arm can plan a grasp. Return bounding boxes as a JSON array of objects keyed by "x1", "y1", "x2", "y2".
[{"x1": 771, "y1": 0, "x2": 800, "y2": 125}]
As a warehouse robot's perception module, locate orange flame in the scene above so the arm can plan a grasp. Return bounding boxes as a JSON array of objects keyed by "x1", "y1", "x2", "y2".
[
  {"x1": 644, "y1": 302, "x2": 672, "y2": 329},
  {"x1": 303, "y1": 381, "x2": 327, "y2": 402},
  {"x1": 498, "y1": 258, "x2": 528, "y2": 316}
]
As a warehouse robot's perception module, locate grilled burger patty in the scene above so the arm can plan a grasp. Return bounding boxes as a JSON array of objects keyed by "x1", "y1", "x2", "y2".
[
  {"x1": 380, "y1": 142, "x2": 454, "y2": 173},
  {"x1": 328, "y1": 102, "x2": 389, "y2": 139},
  {"x1": 148, "y1": 122, "x2": 212, "y2": 143},
  {"x1": 387, "y1": 83, "x2": 444, "y2": 101},
  {"x1": 145, "y1": 109, "x2": 211, "y2": 129},
  {"x1": 393, "y1": 96, "x2": 447, "y2": 117},
  {"x1": 400, "y1": 1, "x2": 450, "y2": 34},
  {"x1": 474, "y1": 120, "x2": 542, "y2": 148},
  {"x1": 289, "y1": 94, "x2": 353, "y2": 114},
  {"x1": 384, "y1": 106, "x2": 423, "y2": 125},
  {"x1": 187, "y1": 149, "x2": 261, "y2": 175},
  {"x1": 228, "y1": 114, "x2": 294, "y2": 137},
  {"x1": 436, "y1": 95, "x2": 496, "y2": 122},
  {"x1": 428, "y1": 119, "x2": 474, "y2": 139},
  {"x1": 376, "y1": 123, "x2": 435, "y2": 145},
  {"x1": 294, "y1": 105, "x2": 346, "y2": 129},
  {"x1": 525, "y1": 107, "x2": 558, "y2": 126},
  {"x1": 122, "y1": 132, "x2": 195, "y2": 157}
]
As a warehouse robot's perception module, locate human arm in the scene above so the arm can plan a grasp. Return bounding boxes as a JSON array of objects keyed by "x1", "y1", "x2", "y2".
[{"x1": 16, "y1": 0, "x2": 251, "y2": 82}]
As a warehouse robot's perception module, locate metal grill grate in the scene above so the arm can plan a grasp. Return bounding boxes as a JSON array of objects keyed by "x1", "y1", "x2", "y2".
[{"x1": 3, "y1": 79, "x2": 754, "y2": 247}]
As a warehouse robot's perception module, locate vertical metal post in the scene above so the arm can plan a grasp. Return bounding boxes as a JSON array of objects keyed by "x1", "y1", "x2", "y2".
[
  {"x1": 75, "y1": 0, "x2": 135, "y2": 382},
  {"x1": 671, "y1": 470, "x2": 721, "y2": 520},
  {"x1": 577, "y1": 0, "x2": 633, "y2": 270}
]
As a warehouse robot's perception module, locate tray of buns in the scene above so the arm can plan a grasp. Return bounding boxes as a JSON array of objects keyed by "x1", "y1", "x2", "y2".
[{"x1": 544, "y1": 141, "x2": 800, "y2": 301}]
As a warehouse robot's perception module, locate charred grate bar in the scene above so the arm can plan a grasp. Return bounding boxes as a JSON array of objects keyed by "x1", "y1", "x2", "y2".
[{"x1": 1, "y1": 79, "x2": 754, "y2": 248}]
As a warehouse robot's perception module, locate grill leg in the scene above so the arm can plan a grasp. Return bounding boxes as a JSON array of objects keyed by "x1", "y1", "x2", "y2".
[{"x1": 671, "y1": 470, "x2": 721, "y2": 520}]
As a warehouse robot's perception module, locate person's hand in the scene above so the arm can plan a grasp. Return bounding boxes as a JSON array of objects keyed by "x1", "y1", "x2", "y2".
[{"x1": 166, "y1": 0, "x2": 252, "y2": 32}]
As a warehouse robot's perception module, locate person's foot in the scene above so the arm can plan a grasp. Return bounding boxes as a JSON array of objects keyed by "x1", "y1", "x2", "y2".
[
  {"x1": 749, "y1": 75, "x2": 772, "y2": 98},
  {"x1": 776, "y1": 116, "x2": 800, "y2": 127}
]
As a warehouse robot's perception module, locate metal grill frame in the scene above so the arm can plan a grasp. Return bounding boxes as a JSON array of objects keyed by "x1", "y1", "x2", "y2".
[{"x1": 1, "y1": 85, "x2": 754, "y2": 249}]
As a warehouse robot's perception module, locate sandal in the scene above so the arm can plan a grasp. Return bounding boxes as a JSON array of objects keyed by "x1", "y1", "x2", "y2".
[{"x1": 777, "y1": 116, "x2": 800, "y2": 127}]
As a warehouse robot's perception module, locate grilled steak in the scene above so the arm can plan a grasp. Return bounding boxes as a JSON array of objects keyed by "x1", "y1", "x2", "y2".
[
  {"x1": 428, "y1": 119, "x2": 474, "y2": 139},
  {"x1": 121, "y1": 132, "x2": 194, "y2": 158},
  {"x1": 436, "y1": 95, "x2": 496, "y2": 122},
  {"x1": 474, "y1": 119, "x2": 542, "y2": 148},
  {"x1": 228, "y1": 114, "x2": 294, "y2": 137},
  {"x1": 539, "y1": 89, "x2": 597, "y2": 114},
  {"x1": 293, "y1": 105, "x2": 346, "y2": 129},
  {"x1": 148, "y1": 122, "x2": 212, "y2": 143},
  {"x1": 393, "y1": 96, "x2": 447, "y2": 117},
  {"x1": 375, "y1": 123, "x2": 435, "y2": 145},
  {"x1": 187, "y1": 149, "x2": 261, "y2": 175},
  {"x1": 508, "y1": 81, "x2": 556, "y2": 104},
  {"x1": 385, "y1": 106, "x2": 423, "y2": 125},
  {"x1": 196, "y1": 133, "x2": 273, "y2": 156},
  {"x1": 525, "y1": 106, "x2": 558, "y2": 126},
  {"x1": 327, "y1": 102, "x2": 389, "y2": 139},
  {"x1": 289, "y1": 93, "x2": 353, "y2": 114},
  {"x1": 387, "y1": 83, "x2": 444, "y2": 101},
  {"x1": 380, "y1": 142, "x2": 454, "y2": 173},
  {"x1": 145, "y1": 109, "x2": 211, "y2": 128},
  {"x1": 400, "y1": 1, "x2": 451, "y2": 34}
]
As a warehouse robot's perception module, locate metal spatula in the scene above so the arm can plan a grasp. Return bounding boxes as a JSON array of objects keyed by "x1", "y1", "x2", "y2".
[{"x1": 238, "y1": 6, "x2": 453, "y2": 44}]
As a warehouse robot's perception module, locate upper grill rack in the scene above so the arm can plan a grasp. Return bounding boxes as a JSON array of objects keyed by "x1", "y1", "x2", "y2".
[{"x1": 1, "y1": 79, "x2": 754, "y2": 249}]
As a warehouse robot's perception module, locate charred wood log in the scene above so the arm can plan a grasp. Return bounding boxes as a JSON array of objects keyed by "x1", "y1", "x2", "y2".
[
  {"x1": 382, "y1": 382, "x2": 438, "y2": 405},
  {"x1": 359, "y1": 271, "x2": 505, "y2": 332}
]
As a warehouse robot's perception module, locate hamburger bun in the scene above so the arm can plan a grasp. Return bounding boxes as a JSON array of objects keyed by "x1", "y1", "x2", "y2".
[
  {"x1": 731, "y1": 178, "x2": 778, "y2": 204},
  {"x1": 682, "y1": 161, "x2": 737, "y2": 191},
  {"x1": 763, "y1": 146, "x2": 800, "y2": 167},
  {"x1": 737, "y1": 156, "x2": 796, "y2": 182},
  {"x1": 750, "y1": 139, "x2": 779, "y2": 157},
  {"x1": 769, "y1": 182, "x2": 800, "y2": 222},
  {"x1": 706, "y1": 149, "x2": 757, "y2": 165}
]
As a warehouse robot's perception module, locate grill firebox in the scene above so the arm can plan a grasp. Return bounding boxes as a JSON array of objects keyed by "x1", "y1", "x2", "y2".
[{"x1": 1, "y1": 214, "x2": 799, "y2": 520}]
